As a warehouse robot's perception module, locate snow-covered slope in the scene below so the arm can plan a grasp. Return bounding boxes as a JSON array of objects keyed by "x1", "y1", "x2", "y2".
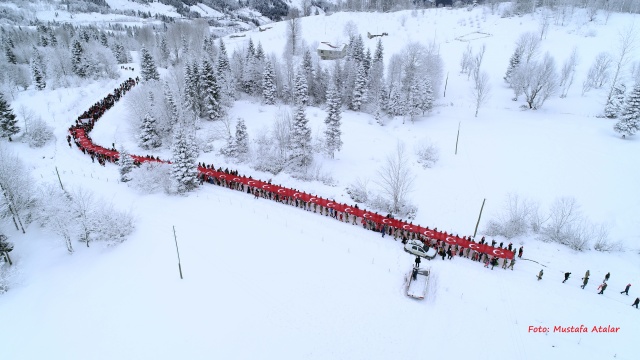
[{"x1": 1, "y1": 5, "x2": 639, "y2": 360}]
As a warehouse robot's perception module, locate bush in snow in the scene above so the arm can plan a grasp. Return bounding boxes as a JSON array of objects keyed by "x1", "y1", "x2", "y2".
[
  {"x1": 414, "y1": 140, "x2": 440, "y2": 169},
  {"x1": 346, "y1": 177, "x2": 370, "y2": 204},
  {"x1": 290, "y1": 161, "x2": 336, "y2": 186},
  {"x1": 129, "y1": 162, "x2": 172, "y2": 194},
  {"x1": 484, "y1": 194, "x2": 537, "y2": 239},
  {"x1": 22, "y1": 117, "x2": 54, "y2": 148}
]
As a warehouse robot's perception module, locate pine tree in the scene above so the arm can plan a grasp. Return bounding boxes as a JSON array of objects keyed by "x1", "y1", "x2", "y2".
[
  {"x1": 217, "y1": 39, "x2": 231, "y2": 73},
  {"x1": 614, "y1": 83, "x2": 640, "y2": 137},
  {"x1": 140, "y1": 46, "x2": 160, "y2": 81},
  {"x1": 139, "y1": 112, "x2": 161, "y2": 149},
  {"x1": 363, "y1": 48, "x2": 372, "y2": 74},
  {"x1": 605, "y1": 83, "x2": 626, "y2": 118},
  {"x1": 184, "y1": 61, "x2": 202, "y2": 116},
  {"x1": 294, "y1": 68, "x2": 309, "y2": 106},
  {"x1": 374, "y1": 38, "x2": 384, "y2": 63},
  {"x1": 255, "y1": 42, "x2": 265, "y2": 61},
  {"x1": 418, "y1": 79, "x2": 434, "y2": 115},
  {"x1": 171, "y1": 126, "x2": 199, "y2": 193},
  {"x1": 388, "y1": 83, "x2": 404, "y2": 117},
  {"x1": 201, "y1": 59, "x2": 223, "y2": 121},
  {"x1": 291, "y1": 103, "x2": 312, "y2": 168},
  {"x1": 324, "y1": 83, "x2": 342, "y2": 159},
  {"x1": 48, "y1": 28, "x2": 57, "y2": 47},
  {"x1": 71, "y1": 39, "x2": 86, "y2": 77},
  {"x1": 262, "y1": 60, "x2": 277, "y2": 105},
  {"x1": 504, "y1": 47, "x2": 523, "y2": 85},
  {"x1": 164, "y1": 82, "x2": 180, "y2": 128},
  {"x1": 246, "y1": 38, "x2": 255, "y2": 59},
  {"x1": 351, "y1": 62, "x2": 367, "y2": 111},
  {"x1": 100, "y1": 32, "x2": 109, "y2": 47},
  {"x1": 31, "y1": 62, "x2": 46, "y2": 90},
  {"x1": 118, "y1": 147, "x2": 134, "y2": 183},
  {"x1": 235, "y1": 118, "x2": 249, "y2": 160},
  {"x1": 0, "y1": 94, "x2": 19, "y2": 141}
]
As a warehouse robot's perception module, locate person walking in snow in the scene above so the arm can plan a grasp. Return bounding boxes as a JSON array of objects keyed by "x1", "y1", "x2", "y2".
[
  {"x1": 414, "y1": 256, "x2": 421, "y2": 268},
  {"x1": 581, "y1": 276, "x2": 589, "y2": 289},
  {"x1": 508, "y1": 258, "x2": 515, "y2": 270},
  {"x1": 537, "y1": 269, "x2": 544, "y2": 281},
  {"x1": 502, "y1": 258, "x2": 508, "y2": 269},
  {"x1": 621, "y1": 284, "x2": 631, "y2": 295},
  {"x1": 518, "y1": 246, "x2": 523, "y2": 258},
  {"x1": 598, "y1": 282, "x2": 608, "y2": 294},
  {"x1": 584, "y1": 270, "x2": 590, "y2": 279},
  {"x1": 604, "y1": 272, "x2": 610, "y2": 282},
  {"x1": 563, "y1": 272, "x2": 571, "y2": 283},
  {"x1": 633, "y1": 298, "x2": 639, "y2": 309}
]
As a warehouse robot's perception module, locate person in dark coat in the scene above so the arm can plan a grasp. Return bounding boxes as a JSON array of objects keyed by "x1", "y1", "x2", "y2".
[
  {"x1": 518, "y1": 246, "x2": 523, "y2": 258},
  {"x1": 604, "y1": 272, "x2": 610, "y2": 282},
  {"x1": 563, "y1": 272, "x2": 571, "y2": 283},
  {"x1": 414, "y1": 256, "x2": 421, "y2": 268},
  {"x1": 621, "y1": 284, "x2": 631, "y2": 295},
  {"x1": 411, "y1": 267, "x2": 418, "y2": 280},
  {"x1": 537, "y1": 269, "x2": 544, "y2": 280},
  {"x1": 633, "y1": 298, "x2": 639, "y2": 309},
  {"x1": 597, "y1": 282, "x2": 608, "y2": 294},
  {"x1": 581, "y1": 276, "x2": 589, "y2": 289}
]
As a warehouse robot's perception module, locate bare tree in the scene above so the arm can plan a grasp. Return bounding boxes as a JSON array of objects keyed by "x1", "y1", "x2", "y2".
[
  {"x1": 470, "y1": 44, "x2": 486, "y2": 81},
  {"x1": 559, "y1": 47, "x2": 579, "y2": 98},
  {"x1": 472, "y1": 71, "x2": 491, "y2": 117},
  {"x1": 582, "y1": 52, "x2": 612, "y2": 95},
  {"x1": 286, "y1": 8, "x2": 302, "y2": 56},
  {"x1": 36, "y1": 184, "x2": 76, "y2": 253},
  {"x1": 517, "y1": 32, "x2": 541, "y2": 64},
  {"x1": 519, "y1": 53, "x2": 558, "y2": 109},
  {"x1": 606, "y1": 25, "x2": 638, "y2": 104},
  {"x1": 375, "y1": 141, "x2": 415, "y2": 214},
  {"x1": 0, "y1": 145, "x2": 35, "y2": 234}
]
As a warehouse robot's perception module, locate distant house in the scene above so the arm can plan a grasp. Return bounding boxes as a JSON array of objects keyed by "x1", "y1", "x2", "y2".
[{"x1": 317, "y1": 42, "x2": 347, "y2": 60}]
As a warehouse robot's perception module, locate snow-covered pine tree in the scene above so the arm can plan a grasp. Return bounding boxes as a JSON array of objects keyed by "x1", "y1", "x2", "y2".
[
  {"x1": 184, "y1": 60, "x2": 202, "y2": 117},
  {"x1": 605, "y1": 83, "x2": 626, "y2": 118},
  {"x1": 255, "y1": 42, "x2": 265, "y2": 61},
  {"x1": 242, "y1": 55, "x2": 257, "y2": 95},
  {"x1": 139, "y1": 112, "x2": 161, "y2": 149},
  {"x1": 234, "y1": 117, "x2": 249, "y2": 160},
  {"x1": 291, "y1": 103, "x2": 312, "y2": 168},
  {"x1": 100, "y1": 32, "x2": 108, "y2": 47},
  {"x1": 140, "y1": 46, "x2": 160, "y2": 81},
  {"x1": 71, "y1": 39, "x2": 86, "y2": 77},
  {"x1": 504, "y1": 46, "x2": 523, "y2": 85},
  {"x1": 201, "y1": 59, "x2": 223, "y2": 121},
  {"x1": 217, "y1": 39, "x2": 231, "y2": 73},
  {"x1": 405, "y1": 79, "x2": 421, "y2": 122},
  {"x1": 118, "y1": 147, "x2": 134, "y2": 182},
  {"x1": 324, "y1": 83, "x2": 343, "y2": 159},
  {"x1": 163, "y1": 82, "x2": 180, "y2": 129},
  {"x1": 171, "y1": 126, "x2": 199, "y2": 193},
  {"x1": 31, "y1": 61, "x2": 46, "y2": 90},
  {"x1": 363, "y1": 48, "x2": 372, "y2": 74},
  {"x1": 418, "y1": 79, "x2": 434, "y2": 115},
  {"x1": 246, "y1": 38, "x2": 255, "y2": 59},
  {"x1": 4, "y1": 45, "x2": 17, "y2": 64},
  {"x1": 262, "y1": 60, "x2": 277, "y2": 105},
  {"x1": 388, "y1": 83, "x2": 404, "y2": 117},
  {"x1": 0, "y1": 94, "x2": 19, "y2": 141},
  {"x1": 351, "y1": 62, "x2": 367, "y2": 111},
  {"x1": 294, "y1": 68, "x2": 309, "y2": 106},
  {"x1": 614, "y1": 83, "x2": 640, "y2": 137}
]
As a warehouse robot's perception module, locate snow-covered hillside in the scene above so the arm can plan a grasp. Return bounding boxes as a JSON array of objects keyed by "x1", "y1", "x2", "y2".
[{"x1": 1, "y1": 4, "x2": 639, "y2": 360}]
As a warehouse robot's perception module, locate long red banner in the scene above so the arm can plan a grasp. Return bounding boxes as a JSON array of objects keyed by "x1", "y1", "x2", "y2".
[{"x1": 68, "y1": 79, "x2": 514, "y2": 260}]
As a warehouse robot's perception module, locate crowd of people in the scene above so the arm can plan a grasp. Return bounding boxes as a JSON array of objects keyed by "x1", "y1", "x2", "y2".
[{"x1": 69, "y1": 78, "x2": 639, "y2": 312}]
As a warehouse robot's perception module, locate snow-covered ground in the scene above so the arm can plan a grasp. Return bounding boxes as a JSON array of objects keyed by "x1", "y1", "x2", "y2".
[{"x1": 1, "y1": 5, "x2": 639, "y2": 360}]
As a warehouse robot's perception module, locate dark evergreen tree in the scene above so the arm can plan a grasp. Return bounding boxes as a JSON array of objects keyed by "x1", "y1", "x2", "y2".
[
  {"x1": 614, "y1": 83, "x2": 640, "y2": 137},
  {"x1": 163, "y1": 82, "x2": 180, "y2": 129},
  {"x1": 201, "y1": 59, "x2": 223, "y2": 121},
  {"x1": 262, "y1": 60, "x2": 277, "y2": 105},
  {"x1": 118, "y1": 147, "x2": 134, "y2": 183},
  {"x1": 100, "y1": 32, "x2": 109, "y2": 47},
  {"x1": 170, "y1": 126, "x2": 199, "y2": 193},
  {"x1": 31, "y1": 61, "x2": 46, "y2": 90},
  {"x1": 504, "y1": 46, "x2": 523, "y2": 85},
  {"x1": 255, "y1": 42, "x2": 265, "y2": 61},
  {"x1": 605, "y1": 83, "x2": 626, "y2": 118},
  {"x1": 4, "y1": 45, "x2": 16, "y2": 64},
  {"x1": 0, "y1": 94, "x2": 19, "y2": 141},
  {"x1": 71, "y1": 39, "x2": 87, "y2": 77},
  {"x1": 140, "y1": 46, "x2": 160, "y2": 81},
  {"x1": 324, "y1": 83, "x2": 342, "y2": 159},
  {"x1": 294, "y1": 68, "x2": 309, "y2": 106},
  {"x1": 351, "y1": 62, "x2": 367, "y2": 111}
]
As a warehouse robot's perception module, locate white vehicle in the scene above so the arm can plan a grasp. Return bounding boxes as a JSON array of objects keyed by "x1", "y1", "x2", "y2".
[
  {"x1": 403, "y1": 240, "x2": 437, "y2": 259},
  {"x1": 406, "y1": 267, "x2": 430, "y2": 300}
]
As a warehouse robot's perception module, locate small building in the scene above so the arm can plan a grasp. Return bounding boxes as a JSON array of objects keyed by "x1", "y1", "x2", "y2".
[{"x1": 317, "y1": 42, "x2": 347, "y2": 60}]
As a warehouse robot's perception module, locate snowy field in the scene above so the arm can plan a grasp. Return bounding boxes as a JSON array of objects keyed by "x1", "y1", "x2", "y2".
[{"x1": 1, "y1": 4, "x2": 640, "y2": 360}]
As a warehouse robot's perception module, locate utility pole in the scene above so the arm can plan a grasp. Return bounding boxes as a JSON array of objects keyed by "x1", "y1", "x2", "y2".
[
  {"x1": 173, "y1": 226, "x2": 183, "y2": 279},
  {"x1": 55, "y1": 166, "x2": 65, "y2": 191},
  {"x1": 473, "y1": 198, "x2": 486, "y2": 239},
  {"x1": 455, "y1": 121, "x2": 461, "y2": 155}
]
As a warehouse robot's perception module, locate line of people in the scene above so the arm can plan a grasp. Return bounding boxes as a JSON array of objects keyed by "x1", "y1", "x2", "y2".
[{"x1": 556, "y1": 270, "x2": 637, "y2": 308}]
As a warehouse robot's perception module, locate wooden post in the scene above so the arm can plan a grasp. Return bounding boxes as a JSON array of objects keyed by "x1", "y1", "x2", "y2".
[
  {"x1": 2, "y1": 251, "x2": 12, "y2": 266},
  {"x1": 473, "y1": 198, "x2": 486, "y2": 239},
  {"x1": 173, "y1": 226, "x2": 183, "y2": 279},
  {"x1": 55, "y1": 166, "x2": 65, "y2": 191},
  {"x1": 455, "y1": 121, "x2": 461, "y2": 155},
  {"x1": 443, "y1": 71, "x2": 449, "y2": 97}
]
